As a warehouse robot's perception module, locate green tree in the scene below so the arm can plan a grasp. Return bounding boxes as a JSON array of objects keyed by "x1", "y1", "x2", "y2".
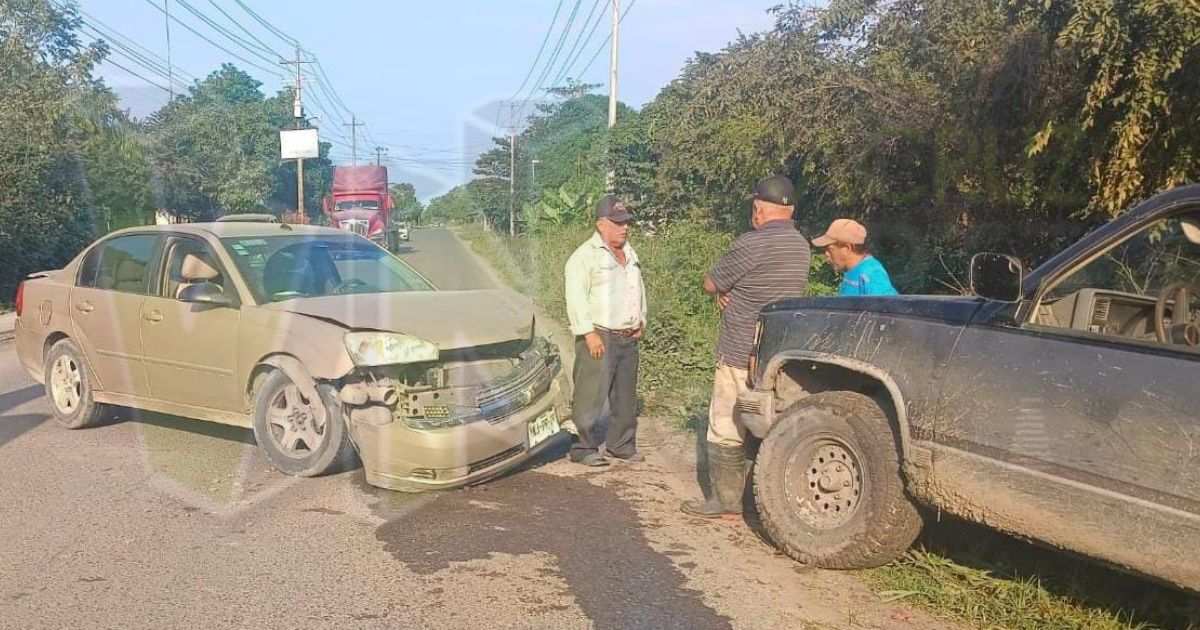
[
  {"x1": 79, "y1": 111, "x2": 155, "y2": 232},
  {"x1": 146, "y1": 64, "x2": 287, "y2": 220},
  {"x1": 0, "y1": 0, "x2": 108, "y2": 299},
  {"x1": 389, "y1": 182, "x2": 423, "y2": 221}
]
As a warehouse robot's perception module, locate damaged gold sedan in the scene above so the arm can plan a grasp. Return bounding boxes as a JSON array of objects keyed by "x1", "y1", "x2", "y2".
[{"x1": 13, "y1": 221, "x2": 571, "y2": 491}]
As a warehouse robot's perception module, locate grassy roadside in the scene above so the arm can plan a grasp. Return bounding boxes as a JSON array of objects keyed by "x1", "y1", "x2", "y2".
[
  {"x1": 864, "y1": 518, "x2": 1199, "y2": 629},
  {"x1": 458, "y1": 221, "x2": 1200, "y2": 630}
]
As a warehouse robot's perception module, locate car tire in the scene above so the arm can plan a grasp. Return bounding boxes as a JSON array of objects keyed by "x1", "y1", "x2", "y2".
[
  {"x1": 754, "y1": 390, "x2": 922, "y2": 569},
  {"x1": 43, "y1": 338, "x2": 114, "y2": 429},
  {"x1": 251, "y1": 369, "x2": 358, "y2": 477}
]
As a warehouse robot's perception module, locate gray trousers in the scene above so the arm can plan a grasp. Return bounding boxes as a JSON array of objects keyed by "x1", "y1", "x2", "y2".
[{"x1": 570, "y1": 330, "x2": 640, "y2": 461}]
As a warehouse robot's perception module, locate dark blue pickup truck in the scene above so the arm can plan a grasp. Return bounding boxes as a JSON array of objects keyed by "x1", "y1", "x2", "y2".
[{"x1": 738, "y1": 185, "x2": 1200, "y2": 592}]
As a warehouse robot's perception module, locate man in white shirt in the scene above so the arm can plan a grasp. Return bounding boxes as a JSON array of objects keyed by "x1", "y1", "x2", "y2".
[{"x1": 563, "y1": 195, "x2": 647, "y2": 467}]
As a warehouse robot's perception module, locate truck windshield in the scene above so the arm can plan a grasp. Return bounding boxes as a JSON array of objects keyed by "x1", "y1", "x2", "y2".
[
  {"x1": 221, "y1": 234, "x2": 433, "y2": 303},
  {"x1": 336, "y1": 200, "x2": 380, "y2": 211}
]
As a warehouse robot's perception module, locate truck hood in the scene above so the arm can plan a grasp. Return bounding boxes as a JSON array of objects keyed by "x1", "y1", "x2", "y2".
[
  {"x1": 765, "y1": 295, "x2": 987, "y2": 326},
  {"x1": 264, "y1": 290, "x2": 535, "y2": 350}
]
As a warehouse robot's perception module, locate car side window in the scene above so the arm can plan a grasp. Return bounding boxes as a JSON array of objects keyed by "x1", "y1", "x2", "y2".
[
  {"x1": 80, "y1": 234, "x2": 159, "y2": 294},
  {"x1": 76, "y1": 246, "x2": 102, "y2": 288},
  {"x1": 1033, "y1": 214, "x2": 1200, "y2": 348},
  {"x1": 161, "y1": 238, "x2": 226, "y2": 299}
]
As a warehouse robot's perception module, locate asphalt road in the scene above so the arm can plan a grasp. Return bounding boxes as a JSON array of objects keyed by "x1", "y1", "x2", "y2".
[{"x1": 0, "y1": 228, "x2": 951, "y2": 630}]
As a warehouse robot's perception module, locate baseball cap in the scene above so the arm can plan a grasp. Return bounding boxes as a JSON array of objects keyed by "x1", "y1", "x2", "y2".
[
  {"x1": 812, "y1": 218, "x2": 867, "y2": 247},
  {"x1": 596, "y1": 194, "x2": 632, "y2": 223},
  {"x1": 752, "y1": 176, "x2": 796, "y2": 206}
]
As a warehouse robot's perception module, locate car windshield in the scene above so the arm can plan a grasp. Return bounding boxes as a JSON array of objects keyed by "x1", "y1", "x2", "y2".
[
  {"x1": 336, "y1": 200, "x2": 379, "y2": 211},
  {"x1": 221, "y1": 234, "x2": 433, "y2": 303}
]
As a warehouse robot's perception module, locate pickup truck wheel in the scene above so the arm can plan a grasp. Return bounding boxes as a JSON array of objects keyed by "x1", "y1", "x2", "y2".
[
  {"x1": 43, "y1": 339, "x2": 114, "y2": 429},
  {"x1": 251, "y1": 370, "x2": 358, "y2": 477},
  {"x1": 754, "y1": 391, "x2": 922, "y2": 569}
]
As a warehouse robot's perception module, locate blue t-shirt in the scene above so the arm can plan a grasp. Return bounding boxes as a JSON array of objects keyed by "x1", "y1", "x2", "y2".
[{"x1": 839, "y1": 255, "x2": 898, "y2": 296}]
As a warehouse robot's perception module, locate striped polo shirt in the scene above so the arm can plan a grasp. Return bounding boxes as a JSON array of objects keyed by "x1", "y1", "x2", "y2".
[{"x1": 708, "y1": 220, "x2": 811, "y2": 368}]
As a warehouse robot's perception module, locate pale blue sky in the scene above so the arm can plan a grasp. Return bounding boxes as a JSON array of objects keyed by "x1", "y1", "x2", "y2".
[{"x1": 81, "y1": 0, "x2": 777, "y2": 199}]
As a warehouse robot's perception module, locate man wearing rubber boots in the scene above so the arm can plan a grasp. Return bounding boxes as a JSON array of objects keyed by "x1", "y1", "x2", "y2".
[{"x1": 681, "y1": 176, "x2": 810, "y2": 518}]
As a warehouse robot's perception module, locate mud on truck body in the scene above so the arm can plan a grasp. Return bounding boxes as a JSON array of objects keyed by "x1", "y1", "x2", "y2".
[{"x1": 740, "y1": 185, "x2": 1200, "y2": 592}]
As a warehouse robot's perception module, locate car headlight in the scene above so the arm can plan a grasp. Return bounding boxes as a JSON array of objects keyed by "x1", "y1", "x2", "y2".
[{"x1": 344, "y1": 332, "x2": 439, "y2": 366}]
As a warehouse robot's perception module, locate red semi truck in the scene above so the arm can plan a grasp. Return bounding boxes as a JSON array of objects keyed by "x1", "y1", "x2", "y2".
[{"x1": 323, "y1": 165, "x2": 397, "y2": 251}]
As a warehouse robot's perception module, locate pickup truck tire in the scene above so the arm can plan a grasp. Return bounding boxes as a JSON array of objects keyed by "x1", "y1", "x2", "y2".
[
  {"x1": 754, "y1": 390, "x2": 922, "y2": 569},
  {"x1": 44, "y1": 338, "x2": 114, "y2": 430},
  {"x1": 252, "y1": 370, "x2": 357, "y2": 477}
]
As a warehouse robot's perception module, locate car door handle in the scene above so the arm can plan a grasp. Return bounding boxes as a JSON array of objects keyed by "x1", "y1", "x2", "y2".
[
  {"x1": 75, "y1": 302, "x2": 94, "y2": 314},
  {"x1": 143, "y1": 311, "x2": 164, "y2": 323}
]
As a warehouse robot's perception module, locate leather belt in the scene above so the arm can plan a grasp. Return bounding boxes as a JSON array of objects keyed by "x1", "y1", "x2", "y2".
[{"x1": 595, "y1": 326, "x2": 639, "y2": 338}]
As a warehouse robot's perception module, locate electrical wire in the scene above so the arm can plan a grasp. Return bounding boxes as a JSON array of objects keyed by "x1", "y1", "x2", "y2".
[{"x1": 140, "y1": 0, "x2": 283, "y2": 77}]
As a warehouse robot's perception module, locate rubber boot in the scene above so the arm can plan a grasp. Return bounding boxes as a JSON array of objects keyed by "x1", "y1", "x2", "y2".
[{"x1": 680, "y1": 443, "x2": 746, "y2": 519}]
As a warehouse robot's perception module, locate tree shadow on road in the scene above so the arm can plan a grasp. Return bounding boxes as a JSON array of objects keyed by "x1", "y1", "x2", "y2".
[
  {"x1": 375, "y1": 470, "x2": 733, "y2": 630},
  {"x1": 0, "y1": 384, "x2": 42, "y2": 416},
  {"x1": 0, "y1": 385, "x2": 50, "y2": 449}
]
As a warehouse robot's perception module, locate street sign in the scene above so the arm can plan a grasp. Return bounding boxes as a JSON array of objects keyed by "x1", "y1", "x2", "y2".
[{"x1": 280, "y1": 128, "x2": 319, "y2": 160}]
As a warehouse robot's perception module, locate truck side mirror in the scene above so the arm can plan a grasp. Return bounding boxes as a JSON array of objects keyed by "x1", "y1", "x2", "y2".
[{"x1": 970, "y1": 253, "x2": 1024, "y2": 302}]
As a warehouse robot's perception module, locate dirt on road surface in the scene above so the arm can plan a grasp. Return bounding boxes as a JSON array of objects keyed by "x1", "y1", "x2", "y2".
[{"x1": 0, "y1": 228, "x2": 956, "y2": 630}]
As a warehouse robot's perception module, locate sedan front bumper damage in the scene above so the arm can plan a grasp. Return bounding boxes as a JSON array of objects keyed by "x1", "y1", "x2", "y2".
[{"x1": 340, "y1": 343, "x2": 572, "y2": 492}]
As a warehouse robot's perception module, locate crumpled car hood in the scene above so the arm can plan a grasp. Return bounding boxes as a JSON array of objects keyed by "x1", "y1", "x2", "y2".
[{"x1": 265, "y1": 289, "x2": 535, "y2": 350}]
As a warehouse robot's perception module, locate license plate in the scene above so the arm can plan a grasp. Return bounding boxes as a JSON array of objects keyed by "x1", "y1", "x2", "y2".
[{"x1": 527, "y1": 408, "x2": 560, "y2": 448}]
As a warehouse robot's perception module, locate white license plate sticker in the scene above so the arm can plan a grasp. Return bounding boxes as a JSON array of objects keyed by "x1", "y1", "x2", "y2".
[{"x1": 527, "y1": 408, "x2": 560, "y2": 448}]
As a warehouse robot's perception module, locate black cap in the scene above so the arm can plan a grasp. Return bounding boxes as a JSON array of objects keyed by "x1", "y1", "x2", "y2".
[
  {"x1": 752, "y1": 176, "x2": 796, "y2": 206},
  {"x1": 596, "y1": 194, "x2": 632, "y2": 223}
]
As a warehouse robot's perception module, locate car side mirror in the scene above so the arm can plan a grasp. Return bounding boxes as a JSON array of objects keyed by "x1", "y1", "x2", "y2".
[
  {"x1": 178, "y1": 282, "x2": 232, "y2": 306},
  {"x1": 970, "y1": 253, "x2": 1024, "y2": 302}
]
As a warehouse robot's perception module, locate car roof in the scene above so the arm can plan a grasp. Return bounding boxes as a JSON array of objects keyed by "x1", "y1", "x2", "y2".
[{"x1": 107, "y1": 222, "x2": 346, "y2": 239}]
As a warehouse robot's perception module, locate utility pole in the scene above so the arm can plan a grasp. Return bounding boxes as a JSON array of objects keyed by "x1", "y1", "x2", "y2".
[
  {"x1": 281, "y1": 46, "x2": 313, "y2": 223},
  {"x1": 164, "y1": 0, "x2": 174, "y2": 101},
  {"x1": 375, "y1": 146, "x2": 387, "y2": 165},
  {"x1": 508, "y1": 125, "x2": 517, "y2": 236},
  {"x1": 345, "y1": 116, "x2": 364, "y2": 165},
  {"x1": 531, "y1": 158, "x2": 539, "y2": 195},
  {"x1": 606, "y1": 0, "x2": 620, "y2": 190}
]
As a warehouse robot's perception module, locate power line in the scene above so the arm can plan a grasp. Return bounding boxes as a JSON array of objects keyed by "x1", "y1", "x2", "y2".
[
  {"x1": 103, "y1": 56, "x2": 172, "y2": 93},
  {"x1": 495, "y1": 0, "x2": 572, "y2": 135},
  {"x1": 141, "y1": 0, "x2": 284, "y2": 77},
  {"x1": 206, "y1": 0, "x2": 283, "y2": 58},
  {"x1": 77, "y1": 22, "x2": 185, "y2": 88},
  {"x1": 58, "y1": 3, "x2": 196, "y2": 79},
  {"x1": 171, "y1": 0, "x2": 285, "y2": 68},
  {"x1": 549, "y1": 0, "x2": 608, "y2": 88},
  {"x1": 230, "y1": 0, "x2": 299, "y2": 48},
  {"x1": 576, "y1": 0, "x2": 637, "y2": 79},
  {"x1": 313, "y1": 60, "x2": 355, "y2": 117},
  {"x1": 507, "y1": 0, "x2": 566, "y2": 108},
  {"x1": 222, "y1": 1, "x2": 362, "y2": 140},
  {"x1": 513, "y1": 0, "x2": 586, "y2": 122}
]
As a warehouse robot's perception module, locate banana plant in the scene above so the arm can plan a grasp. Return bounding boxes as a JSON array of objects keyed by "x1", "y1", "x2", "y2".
[{"x1": 525, "y1": 182, "x2": 601, "y2": 232}]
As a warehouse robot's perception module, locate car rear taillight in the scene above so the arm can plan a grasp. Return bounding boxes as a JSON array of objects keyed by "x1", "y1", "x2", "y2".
[{"x1": 14, "y1": 281, "x2": 24, "y2": 318}]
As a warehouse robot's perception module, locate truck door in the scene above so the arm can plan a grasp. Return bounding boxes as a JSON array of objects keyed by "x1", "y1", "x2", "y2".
[{"x1": 946, "y1": 213, "x2": 1200, "y2": 511}]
